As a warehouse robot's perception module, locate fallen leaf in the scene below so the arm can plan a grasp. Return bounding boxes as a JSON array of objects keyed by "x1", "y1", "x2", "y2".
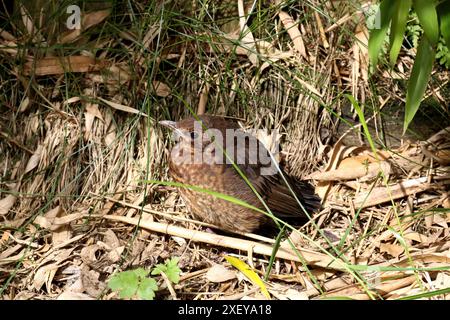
[
  {"x1": 278, "y1": 11, "x2": 307, "y2": 58},
  {"x1": 380, "y1": 243, "x2": 404, "y2": 258},
  {"x1": 206, "y1": 264, "x2": 237, "y2": 283},
  {"x1": 152, "y1": 81, "x2": 171, "y2": 97},
  {"x1": 98, "y1": 97, "x2": 147, "y2": 116},
  {"x1": 24, "y1": 145, "x2": 43, "y2": 173},
  {"x1": 23, "y1": 56, "x2": 107, "y2": 76},
  {"x1": 403, "y1": 231, "x2": 429, "y2": 243},
  {"x1": 225, "y1": 255, "x2": 270, "y2": 299},
  {"x1": 19, "y1": 96, "x2": 30, "y2": 112},
  {"x1": 0, "y1": 195, "x2": 17, "y2": 215},
  {"x1": 353, "y1": 177, "x2": 432, "y2": 208},
  {"x1": 237, "y1": 0, "x2": 258, "y2": 66},
  {"x1": 57, "y1": 292, "x2": 94, "y2": 300}
]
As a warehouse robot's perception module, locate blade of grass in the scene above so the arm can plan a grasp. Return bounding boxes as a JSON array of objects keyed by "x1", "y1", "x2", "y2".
[
  {"x1": 264, "y1": 226, "x2": 285, "y2": 281},
  {"x1": 414, "y1": 0, "x2": 439, "y2": 45},
  {"x1": 404, "y1": 35, "x2": 435, "y2": 133},
  {"x1": 368, "y1": 0, "x2": 395, "y2": 72},
  {"x1": 389, "y1": 0, "x2": 412, "y2": 65},
  {"x1": 437, "y1": 0, "x2": 450, "y2": 49}
]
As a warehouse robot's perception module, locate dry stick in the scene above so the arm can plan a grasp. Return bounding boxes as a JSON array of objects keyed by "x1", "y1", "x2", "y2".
[
  {"x1": 160, "y1": 271, "x2": 177, "y2": 300},
  {"x1": 353, "y1": 177, "x2": 437, "y2": 208},
  {"x1": 93, "y1": 193, "x2": 276, "y2": 245},
  {"x1": 103, "y1": 215, "x2": 346, "y2": 271},
  {"x1": 197, "y1": 83, "x2": 209, "y2": 115},
  {"x1": 314, "y1": 11, "x2": 329, "y2": 49},
  {"x1": 278, "y1": 11, "x2": 307, "y2": 59}
]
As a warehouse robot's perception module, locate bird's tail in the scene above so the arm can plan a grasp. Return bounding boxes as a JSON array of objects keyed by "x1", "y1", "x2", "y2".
[{"x1": 294, "y1": 180, "x2": 322, "y2": 214}]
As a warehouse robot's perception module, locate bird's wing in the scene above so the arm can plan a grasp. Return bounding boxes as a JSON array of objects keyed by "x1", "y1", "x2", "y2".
[{"x1": 254, "y1": 170, "x2": 320, "y2": 219}]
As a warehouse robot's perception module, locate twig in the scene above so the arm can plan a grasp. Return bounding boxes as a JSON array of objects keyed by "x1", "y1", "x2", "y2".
[
  {"x1": 103, "y1": 214, "x2": 346, "y2": 271},
  {"x1": 90, "y1": 192, "x2": 276, "y2": 245},
  {"x1": 160, "y1": 271, "x2": 177, "y2": 300},
  {"x1": 314, "y1": 11, "x2": 329, "y2": 49}
]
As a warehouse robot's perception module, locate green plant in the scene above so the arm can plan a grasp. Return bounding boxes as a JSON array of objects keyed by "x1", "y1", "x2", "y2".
[
  {"x1": 436, "y1": 38, "x2": 450, "y2": 68},
  {"x1": 108, "y1": 257, "x2": 181, "y2": 300},
  {"x1": 406, "y1": 13, "x2": 450, "y2": 67},
  {"x1": 405, "y1": 13, "x2": 422, "y2": 48},
  {"x1": 369, "y1": 0, "x2": 450, "y2": 133},
  {"x1": 151, "y1": 257, "x2": 181, "y2": 284}
]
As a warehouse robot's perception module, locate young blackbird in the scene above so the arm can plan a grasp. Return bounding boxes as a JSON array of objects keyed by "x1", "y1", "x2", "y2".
[{"x1": 160, "y1": 115, "x2": 321, "y2": 233}]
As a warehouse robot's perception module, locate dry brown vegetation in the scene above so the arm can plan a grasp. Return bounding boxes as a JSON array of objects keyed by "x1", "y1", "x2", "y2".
[{"x1": 0, "y1": 0, "x2": 449, "y2": 300}]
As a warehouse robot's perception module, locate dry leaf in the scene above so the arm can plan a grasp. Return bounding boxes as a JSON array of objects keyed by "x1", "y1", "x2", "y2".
[
  {"x1": 310, "y1": 159, "x2": 390, "y2": 181},
  {"x1": 353, "y1": 177, "x2": 432, "y2": 208},
  {"x1": 380, "y1": 243, "x2": 404, "y2": 258},
  {"x1": 285, "y1": 289, "x2": 309, "y2": 300},
  {"x1": 98, "y1": 97, "x2": 147, "y2": 116},
  {"x1": 24, "y1": 145, "x2": 43, "y2": 173},
  {"x1": 403, "y1": 231, "x2": 429, "y2": 243},
  {"x1": 59, "y1": 9, "x2": 110, "y2": 43},
  {"x1": 83, "y1": 9, "x2": 111, "y2": 30},
  {"x1": 206, "y1": 264, "x2": 237, "y2": 283},
  {"x1": 23, "y1": 56, "x2": 107, "y2": 76},
  {"x1": 19, "y1": 3, "x2": 44, "y2": 43},
  {"x1": 0, "y1": 195, "x2": 17, "y2": 216},
  {"x1": 152, "y1": 81, "x2": 171, "y2": 97},
  {"x1": 103, "y1": 229, "x2": 120, "y2": 249},
  {"x1": 354, "y1": 24, "x2": 369, "y2": 83},
  {"x1": 81, "y1": 266, "x2": 106, "y2": 297},
  {"x1": 19, "y1": 96, "x2": 30, "y2": 112},
  {"x1": 52, "y1": 226, "x2": 72, "y2": 246},
  {"x1": 80, "y1": 245, "x2": 105, "y2": 269},
  {"x1": 33, "y1": 264, "x2": 59, "y2": 291},
  {"x1": 433, "y1": 273, "x2": 450, "y2": 290},
  {"x1": 237, "y1": 0, "x2": 258, "y2": 66},
  {"x1": 278, "y1": 11, "x2": 307, "y2": 58},
  {"x1": 57, "y1": 292, "x2": 94, "y2": 300}
]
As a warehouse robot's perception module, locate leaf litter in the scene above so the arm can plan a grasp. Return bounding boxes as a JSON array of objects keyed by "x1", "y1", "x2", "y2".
[{"x1": 0, "y1": 0, "x2": 449, "y2": 300}]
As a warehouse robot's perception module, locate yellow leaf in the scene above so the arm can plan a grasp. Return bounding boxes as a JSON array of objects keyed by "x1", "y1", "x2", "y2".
[{"x1": 225, "y1": 256, "x2": 270, "y2": 299}]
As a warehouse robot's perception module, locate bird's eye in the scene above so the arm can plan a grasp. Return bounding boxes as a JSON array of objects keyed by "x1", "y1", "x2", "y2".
[{"x1": 190, "y1": 131, "x2": 199, "y2": 139}]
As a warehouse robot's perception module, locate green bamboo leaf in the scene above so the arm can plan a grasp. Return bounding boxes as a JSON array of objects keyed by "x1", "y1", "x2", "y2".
[
  {"x1": 389, "y1": 0, "x2": 412, "y2": 65},
  {"x1": 404, "y1": 36, "x2": 435, "y2": 133},
  {"x1": 414, "y1": 0, "x2": 439, "y2": 45},
  {"x1": 368, "y1": 0, "x2": 396, "y2": 72},
  {"x1": 437, "y1": 0, "x2": 450, "y2": 48}
]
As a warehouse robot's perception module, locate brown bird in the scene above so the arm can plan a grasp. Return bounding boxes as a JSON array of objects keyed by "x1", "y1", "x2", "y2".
[{"x1": 160, "y1": 115, "x2": 320, "y2": 234}]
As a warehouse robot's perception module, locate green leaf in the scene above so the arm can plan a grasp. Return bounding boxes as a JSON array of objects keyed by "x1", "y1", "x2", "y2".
[
  {"x1": 436, "y1": 39, "x2": 450, "y2": 68},
  {"x1": 437, "y1": 0, "x2": 450, "y2": 48},
  {"x1": 151, "y1": 257, "x2": 181, "y2": 284},
  {"x1": 165, "y1": 257, "x2": 181, "y2": 284},
  {"x1": 369, "y1": 0, "x2": 396, "y2": 72},
  {"x1": 389, "y1": 0, "x2": 412, "y2": 65},
  {"x1": 414, "y1": 0, "x2": 439, "y2": 45},
  {"x1": 108, "y1": 268, "x2": 157, "y2": 300},
  {"x1": 404, "y1": 36, "x2": 435, "y2": 133},
  {"x1": 264, "y1": 226, "x2": 285, "y2": 281},
  {"x1": 108, "y1": 270, "x2": 139, "y2": 299},
  {"x1": 136, "y1": 278, "x2": 158, "y2": 300}
]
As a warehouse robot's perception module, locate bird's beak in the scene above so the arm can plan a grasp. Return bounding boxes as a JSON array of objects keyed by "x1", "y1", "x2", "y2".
[
  {"x1": 159, "y1": 120, "x2": 178, "y2": 131},
  {"x1": 160, "y1": 120, "x2": 185, "y2": 142}
]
